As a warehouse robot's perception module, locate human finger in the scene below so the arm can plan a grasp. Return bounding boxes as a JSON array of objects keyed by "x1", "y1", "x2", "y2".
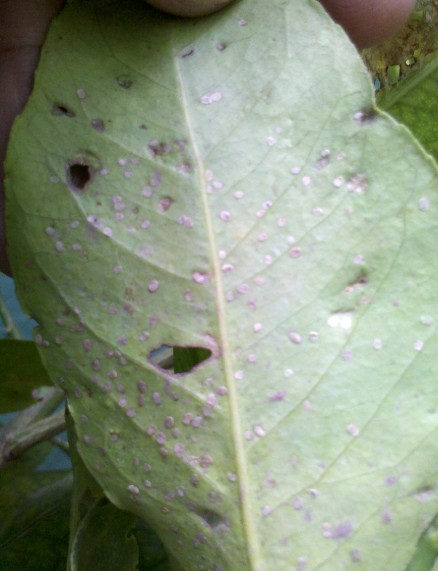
[{"x1": 320, "y1": 0, "x2": 417, "y2": 49}]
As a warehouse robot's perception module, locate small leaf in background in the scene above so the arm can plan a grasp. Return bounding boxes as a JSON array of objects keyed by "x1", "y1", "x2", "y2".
[
  {"x1": 362, "y1": 0, "x2": 437, "y2": 159},
  {"x1": 134, "y1": 518, "x2": 170, "y2": 571},
  {"x1": 70, "y1": 499, "x2": 139, "y2": 571},
  {"x1": 404, "y1": 516, "x2": 438, "y2": 571},
  {"x1": 0, "y1": 340, "x2": 52, "y2": 412},
  {"x1": 173, "y1": 346, "x2": 212, "y2": 374},
  {"x1": 380, "y1": 56, "x2": 438, "y2": 160},
  {"x1": 0, "y1": 441, "x2": 71, "y2": 571},
  {"x1": 67, "y1": 410, "x2": 170, "y2": 571}
]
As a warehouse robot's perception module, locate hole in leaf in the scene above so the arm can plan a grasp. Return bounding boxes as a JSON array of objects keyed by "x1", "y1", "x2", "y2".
[
  {"x1": 67, "y1": 162, "x2": 92, "y2": 193},
  {"x1": 52, "y1": 103, "x2": 75, "y2": 117},
  {"x1": 195, "y1": 509, "x2": 226, "y2": 529},
  {"x1": 148, "y1": 345, "x2": 212, "y2": 373}
]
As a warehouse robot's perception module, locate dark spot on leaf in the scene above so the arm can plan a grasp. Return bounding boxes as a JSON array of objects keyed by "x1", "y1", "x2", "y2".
[
  {"x1": 216, "y1": 43, "x2": 226, "y2": 51},
  {"x1": 344, "y1": 270, "x2": 368, "y2": 293},
  {"x1": 91, "y1": 118, "x2": 105, "y2": 132},
  {"x1": 148, "y1": 345, "x2": 212, "y2": 373},
  {"x1": 181, "y1": 48, "x2": 194, "y2": 58},
  {"x1": 149, "y1": 141, "x2": 171, "y2": 156},
  {"x1": 158, "y1": 197, "x2": 174, "y2": 212},
  {"x1": 268, "y1": 390, "x2": 287, "y2": 402},
  {"x1": 51, "y1": 103, "x2": 75, "y2": 117},
  {"x1": 354, "y1": 108, "x2": 378, "y2": 126},
  {"x1": 116, "y1": 75, "x2": 133, "y2": 89},
  {"x1": 350, "y1": 549, "x2": 361, "y2": 563},
  {"x1": 67, "y1": 161, "x2": 93, "y2": 193},
  {"x1": 196, "y1": 509, "x2": 225, "y2": 529}
]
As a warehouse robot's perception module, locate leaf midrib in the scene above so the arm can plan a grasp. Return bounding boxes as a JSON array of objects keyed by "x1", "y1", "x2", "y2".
[{"x1": 173, "y1": 42, "x2": 261, "y2": 571}]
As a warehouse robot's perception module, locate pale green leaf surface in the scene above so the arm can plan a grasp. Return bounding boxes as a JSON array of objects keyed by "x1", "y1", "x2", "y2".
[
  {"x1": 380, "y1": 54, "x2": 438, "y2": 160},
  {"x1": 5, "y1": 0, "x2": 438, "y2": 569}
]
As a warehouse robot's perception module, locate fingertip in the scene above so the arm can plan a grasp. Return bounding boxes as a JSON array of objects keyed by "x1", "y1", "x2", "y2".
[{"x1": 320, "y1": 0, "x2": 417, "y2": 49}]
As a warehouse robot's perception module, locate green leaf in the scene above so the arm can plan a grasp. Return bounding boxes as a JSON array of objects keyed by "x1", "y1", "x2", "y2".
[
  {"x1": 134, "y1": 518, "x2": 171, "y2": 571},
  {"x1": 5, "y1": 0, "x2": 438, "y2": 569},
  {"x1": 70, "y1": 499, "x2": 139, "y2": 571},
  {"x1": 0, "y1": 460, "x2": 71, "y2": 571},
  {"x1": 173, "y1": 346, "x2": 212, "y2": 374},
  {"x1": 66, "y1": 409, "x2": 170, "y2": 570},
  {"x1": 0, "y1": 340, "x2": 52, "y2": 412},
  {"x1": 404, "y1": 515, "x2": 438, "y2": 571},
  {"x1": 379, "y1": 54, "x2": 438, "y2": 160}
]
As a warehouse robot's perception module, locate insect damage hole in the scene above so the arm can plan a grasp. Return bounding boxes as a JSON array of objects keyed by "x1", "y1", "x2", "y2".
[
  {"x1": 67, "y1": 161, "x2": 93, "y2": 193},
  {"x1": 148, "y1": 345, "x2": 212, "y2": 374},
  {"x1": 51, "y1": 102, "x2": 75, "y2": 117}
]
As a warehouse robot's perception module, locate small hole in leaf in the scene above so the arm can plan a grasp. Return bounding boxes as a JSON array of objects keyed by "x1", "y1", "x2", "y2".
[
  {"x1": 67, "y1": 162, "x2": 92, "y2": 193},
  {"x1": 195, "y1": 508, "x2": 226, "y2": 529},
  {"x1": 148, "y1": 345, "x2": 212, "y2": 373},
  {"x1": 52, "y1": 103, "x2": 75, "y2": 117}
]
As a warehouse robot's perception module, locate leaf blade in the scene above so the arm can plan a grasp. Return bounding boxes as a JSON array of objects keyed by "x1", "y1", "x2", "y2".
[{"x1": 5, "y1": 0, "x2": 438, "y2": 569}]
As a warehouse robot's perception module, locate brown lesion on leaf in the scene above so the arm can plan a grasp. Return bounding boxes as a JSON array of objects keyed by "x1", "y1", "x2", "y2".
[{"x1": 344, "y1": 270, "x2": 368, "y2": 294}]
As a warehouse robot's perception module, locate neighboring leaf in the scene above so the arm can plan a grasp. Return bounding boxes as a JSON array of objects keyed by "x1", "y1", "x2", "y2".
[
  {"x1": 173, "y1": 346, "x2": 212, "y2": 373},
  {"x1": 5, "y1": 1, "x2": 438, "y2": 570},
  {"x1": 379, "y1": 55, "x2": 438, "y2": 160},
  {"x1": 70, "y1": 499, "x2": 139, "y2": 571},
  {"x1": 0, "y1": 437, "x2": 52, "y2": 473},
  {"x1": 404, "y1": 516, "x2": 438, "y2": 571},
  {"x1": 0, "y1": 339, "x2": 52, "y2": 412},
  {"x1": 67, "y1": 402, "x2": 170, "y2": 571},
  {"x1": 134, "y1": 518, "x2": 171, "y2": 571},
  {"x1": 0, "y1": 464, "x2": 71, "y2": 571},
  {"x1": 66, "y1": 407, "x2": 104, "y2": 546}
]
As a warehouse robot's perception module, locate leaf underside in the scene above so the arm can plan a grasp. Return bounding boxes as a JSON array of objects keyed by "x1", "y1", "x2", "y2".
[{"x1": 5, "y1": 0, "x2": 438, "y2": 569}]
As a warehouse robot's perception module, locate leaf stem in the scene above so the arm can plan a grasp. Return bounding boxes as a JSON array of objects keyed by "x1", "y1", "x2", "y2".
[
  {"x1": 5, "y1": 386, "x2": 64, "y2": 432},
  {"x1": 51, "y1": 435, "x2": 70, "y2": 454},
  {"x1": 0, "y1": 387, "x2": 65, "y2": 469},
  {"x1": 0, "y1": 408, "x2": 66, "y2": 468},
  {"x1": 0, "y1": 289, "x2": 22, "y2": 339}
]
